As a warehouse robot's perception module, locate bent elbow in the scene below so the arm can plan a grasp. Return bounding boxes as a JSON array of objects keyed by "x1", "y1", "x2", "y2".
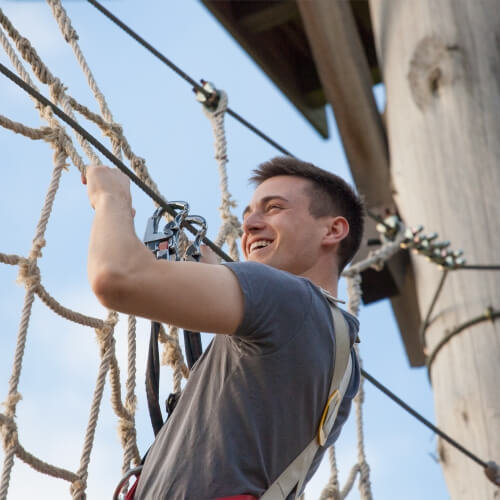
[{"x1": 90, "y1": 267, "x2": 128, "y2": 311}]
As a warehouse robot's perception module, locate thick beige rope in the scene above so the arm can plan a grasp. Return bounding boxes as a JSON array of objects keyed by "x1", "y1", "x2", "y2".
[
  {"x1": 0, "y1": 10, "x2": 145, "y2": 498},
  {"x1": 0, "y1": 147, "x2": 66, "y2": 500},
  {"x1": 0, "y1": 11, "x2": 99, "y2": 166},
  {"x1": 201, "y1": 89, "x2": 242, "y2": 261},
  {"x1": 0, "y1": 22, "x2": 87, "y2": 173}
]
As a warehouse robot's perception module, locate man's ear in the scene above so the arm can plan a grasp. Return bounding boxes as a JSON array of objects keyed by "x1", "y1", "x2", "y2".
[{"x1": 323, "y1": 216, "x2": 349, "y2": 247}]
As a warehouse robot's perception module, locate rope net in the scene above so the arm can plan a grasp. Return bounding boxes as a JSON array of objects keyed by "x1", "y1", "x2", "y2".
[{"x1": 0, "y1": 3, "x2": 401, "y2": 498}]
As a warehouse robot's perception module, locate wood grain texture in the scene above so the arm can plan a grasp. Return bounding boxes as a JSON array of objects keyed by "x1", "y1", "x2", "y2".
[
  {"x1": 370, "y1": 0, "x2": 500, "y2": 498},
  {"x1": 297, "y1": 0, "x2": 392, "y2": 208}
]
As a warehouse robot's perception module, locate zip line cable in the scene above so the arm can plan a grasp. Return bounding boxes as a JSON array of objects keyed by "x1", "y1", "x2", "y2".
[
  {"x1": 2, "y1": 33, "x2": 498, "y2": 485},
  {"x1": 459, "y1": 264, "x2": 500, "y2": 271},
  {"x1": 361, "y1": 369, "x2": 498, "y2": 479},
  {"x1": 0, "y1": 61, "x2": 232, "y2": 262},
  {"x1": 86, "y1": 0, "x2": 293, "y2": 158}
]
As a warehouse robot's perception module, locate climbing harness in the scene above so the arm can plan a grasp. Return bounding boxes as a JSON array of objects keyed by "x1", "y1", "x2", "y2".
[
  {"x1": 260, "y1": 295, "x2": 354, "y2": 500},
  {"x1": 112, "y1": 205, "x2": 209, "y2": 499},
  {"x1": 143, "y1": 203, "x2": 208, "y2": 434}
]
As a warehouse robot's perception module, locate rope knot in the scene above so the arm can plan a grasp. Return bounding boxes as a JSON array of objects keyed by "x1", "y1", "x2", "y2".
[
  {"x1": 47, "y1": 125, "x2": 71, "y2": 157},
  {"x1": 124, "y1": 396, "x2": 138, "y2": 415},
  {"x1": 102, "y1": 121, "x2": 124, "y2": 140},
  {"x1": 17, "y1": 258, "x2": 40, "y2": 291},
  {"x1": 131, "y1": 156, "x2": 148, "y2": 181},
  {"x1": 49, "y1": 78, "x2": 67, "y2": 104},
  {"x1": 2, "y1": 393, "x2": 23, "y2": 416},
  {"x1": 118, "y1": 416, "x2": 136, "y2": 441},
  {"x1": 96, "y1": 312, "x2": 118, "y2": 346},
  {"x1": 70, "y1": 478, "x2": 86, "y2": 499},
  {"x1": 30, "y1": 237, "x2": 47, "y2": 259},
  {"x1": 0, "y1": 413, "x2": 19, "y2": 451}
]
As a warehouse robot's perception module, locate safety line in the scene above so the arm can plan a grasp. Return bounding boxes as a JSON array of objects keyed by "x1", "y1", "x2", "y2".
[
  {"x1": 86, "y1": 0, "x2": 294, "y2": 157},
  {"x1": 1, "y1": 51, "x2": 496, "y2": 479},
  {"x1": 418, "y1": 270, "x2": 448, "y2": 348},
  {"x1": 459, "y1": 264, "x2": 500, "y2": 271},
  {"x1": 0, "y1": 61, "x2": 232, "y2": 263},
  {"x1": 361, "y1": 368, "x2": 489, "y2": 469},
  {"x1": 426, "y1": 307, "x2": 500, "y2": 377}
]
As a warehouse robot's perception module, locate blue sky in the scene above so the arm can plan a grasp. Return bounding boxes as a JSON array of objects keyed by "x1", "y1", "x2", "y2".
[{"x1": 0, "y1": 2, "x2": 449, "y2": 499}]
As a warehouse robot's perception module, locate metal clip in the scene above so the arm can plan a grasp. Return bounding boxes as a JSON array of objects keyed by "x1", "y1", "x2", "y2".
[
  {"x1": 143, "y1": 207, "x2": 172, "y2": 255},
  {"x1": 183, "y1": 215, "x2": 207, "y2": 262},
  {"x1": 163, "y1": 201, "x2": 190, "y2": 261},
  {"x1": 193, "y1": 79, "x2": 220, "y2": 111},
  {"x1": 112, "y1": 465, "x2": 143, "y2": 500},
  {"x1": 143, "y1": 201, "x2": 190, "y2": 260}
]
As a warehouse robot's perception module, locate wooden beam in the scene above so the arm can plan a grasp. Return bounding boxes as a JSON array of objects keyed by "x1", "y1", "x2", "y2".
[
  {"x1": 297, "y1": 0, "x2": 425, "y2": 364},
  {"x1": 201, "y1": 0, "x2": 329, "y2": 137},
  {"x1": 297, "y1": 0, "x2": 392, "y2": 208},
  {"x1": 239, "y1": 2, "x2": 299, "y2": 34}
]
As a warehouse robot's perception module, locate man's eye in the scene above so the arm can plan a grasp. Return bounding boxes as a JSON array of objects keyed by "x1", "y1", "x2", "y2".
[{"x1": 267, "y1": 205, "x2": 281, "y2": 211}]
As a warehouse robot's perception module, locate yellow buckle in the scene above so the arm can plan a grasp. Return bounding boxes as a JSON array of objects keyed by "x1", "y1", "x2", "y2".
[{"x1": 317, "y1": 390, "x2": 341, "y2": 446}]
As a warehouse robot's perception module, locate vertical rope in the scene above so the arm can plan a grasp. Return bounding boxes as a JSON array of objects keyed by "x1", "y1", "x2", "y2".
[
  {"x1": 201, "y1": 90, "x2": 242, "y2": 261},
  {"x1": 123, "y1": 315, "x2": 140, "y2": 471},
  {"x1": 354, "y1": 353, "x2": 372, "y2": 500},
  {"x1": 319, "y1": 446, "x2": 341, "y2": 500},
  {"x1": 0, "y1": 147, "x2": 66, "y2": 500},
  {"x1": 71, "y1": 312, "x2": 118, "y2": 499},
  {"x1": 319, "y1": 272, "x2": 373, "y2": 500}
]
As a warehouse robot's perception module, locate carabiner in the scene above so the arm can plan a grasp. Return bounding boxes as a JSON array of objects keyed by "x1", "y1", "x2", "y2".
[{"x1": 112, "y1": 465, "x2": 143, "y2": 500}]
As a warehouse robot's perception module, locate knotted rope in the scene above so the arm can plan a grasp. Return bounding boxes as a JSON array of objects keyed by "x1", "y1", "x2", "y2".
[{"x1": 201, "y1": 88, "x2": 242, "y2": 261}]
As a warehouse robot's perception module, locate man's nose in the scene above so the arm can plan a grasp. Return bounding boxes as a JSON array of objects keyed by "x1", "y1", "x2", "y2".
[{"x1": 243, "y1": 211, "x2": 265, "y2": 233}]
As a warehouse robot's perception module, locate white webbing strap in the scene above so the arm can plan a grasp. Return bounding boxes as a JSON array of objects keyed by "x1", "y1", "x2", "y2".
[{"x1": 260, "y1": 303, "x2": 352, "y2": 500}]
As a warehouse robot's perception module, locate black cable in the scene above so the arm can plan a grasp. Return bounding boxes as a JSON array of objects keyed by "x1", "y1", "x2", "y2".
[
  {"x1": 361, "y1": 368, "x2": 488, "y2": 468},
  {"x1": 458, "y1": 264, "x2": 500, "y2": 271},
  {"x1": 86, "y1": 0, "x2": 294, "y2": 157},
  {"x1": 0, "y1": 61, "x2": 233, "y2": 263}
]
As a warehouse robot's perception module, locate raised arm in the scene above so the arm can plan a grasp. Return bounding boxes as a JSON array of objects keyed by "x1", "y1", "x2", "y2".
[{"x1": 85, "y1": 164, "x2": 244, "y2": 334}]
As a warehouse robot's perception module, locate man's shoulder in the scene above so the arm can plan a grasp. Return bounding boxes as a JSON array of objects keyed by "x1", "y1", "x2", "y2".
[{"x1": 223, "y1": 261, "x2": 312, "y2": 291}]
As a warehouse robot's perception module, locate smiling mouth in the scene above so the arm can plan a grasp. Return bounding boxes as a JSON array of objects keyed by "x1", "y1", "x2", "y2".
[{"x1": 249, "y1": 240, "x2": 273, "y2": 254}]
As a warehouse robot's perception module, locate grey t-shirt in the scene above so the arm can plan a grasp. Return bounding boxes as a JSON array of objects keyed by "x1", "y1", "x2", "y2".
[{"x1": 135, "y1": 262, "x2": 360, "y2": 500}]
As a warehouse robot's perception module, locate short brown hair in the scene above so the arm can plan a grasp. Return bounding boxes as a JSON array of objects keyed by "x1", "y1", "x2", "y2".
[{"x1": 250, "y1": 156, "x2": 364, "y2": 272}]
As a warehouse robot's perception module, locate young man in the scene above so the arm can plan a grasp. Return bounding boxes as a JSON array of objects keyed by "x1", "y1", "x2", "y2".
[{"x1": 86, "y1": 156, "x2": 364, "y2": 499}]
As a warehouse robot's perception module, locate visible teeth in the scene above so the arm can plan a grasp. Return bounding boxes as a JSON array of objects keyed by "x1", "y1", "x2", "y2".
[{"x1": 250, "y1": 240, "x2": 272, "y2": 252}]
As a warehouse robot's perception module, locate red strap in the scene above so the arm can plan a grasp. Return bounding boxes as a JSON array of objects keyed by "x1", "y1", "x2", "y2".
[
  {"x1": 124, "y1": 477, "x2": 139, "y2": 500},
  {"x1": 122, "y1": 478, "x2": 256, "y2": 500}
]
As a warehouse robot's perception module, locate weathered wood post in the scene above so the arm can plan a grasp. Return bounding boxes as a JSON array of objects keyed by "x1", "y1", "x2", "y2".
[{"x1": 369, "y1": 0, "x2": 500, "y2": 498}]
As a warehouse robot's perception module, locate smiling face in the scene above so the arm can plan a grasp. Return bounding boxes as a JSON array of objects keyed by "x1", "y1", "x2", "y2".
[{"x1": 242, "y1": 175, "x2": 333, "y2": 276}]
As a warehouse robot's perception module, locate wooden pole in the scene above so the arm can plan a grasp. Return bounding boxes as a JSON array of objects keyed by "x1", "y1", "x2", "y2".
[
  {"x1": 297, "y1": 0, "x2": 426, "y2": 366},
  {"x1": 369, "y1": 0, "x2": 500, "y2": 497}
]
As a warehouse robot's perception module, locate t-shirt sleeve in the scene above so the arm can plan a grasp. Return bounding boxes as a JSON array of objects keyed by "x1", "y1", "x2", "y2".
[{"x1": 223, "y1": 261, "x2": 312, "y2": 352}]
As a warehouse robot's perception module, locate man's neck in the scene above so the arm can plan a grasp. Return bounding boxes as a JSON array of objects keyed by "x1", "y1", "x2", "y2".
[{"x1": 300, "y1": 269, "x2": 339, "y2": 298}]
